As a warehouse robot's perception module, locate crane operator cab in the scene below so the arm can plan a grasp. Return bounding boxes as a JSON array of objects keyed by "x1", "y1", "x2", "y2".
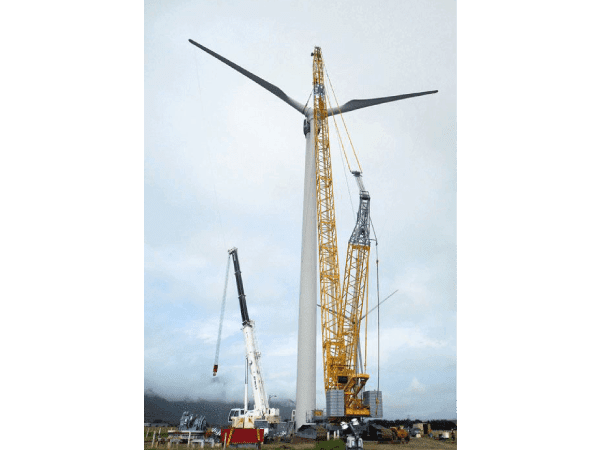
[{"x1": 227, "y1": 408, "x2": 245, "y2": 424}]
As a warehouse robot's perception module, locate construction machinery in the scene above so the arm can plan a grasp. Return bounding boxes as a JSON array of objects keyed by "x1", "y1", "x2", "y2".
[
  {"x1": 341, "y1": 419, "x2": 364, "y2": 450},
  {"x1": 167, "y1": 412, "x2": 214, "y2": 447},
  {"x1": 178, "y1": 411, "x2": 207, "y2": 432},
  {"x1": 225, "y1": 247, "x2": 280, "y2": 430},
  {"x1": 311, "y1": 47, "x2": 378, "y2": 424},
  {"x1": 295, "y1": 49, "x2": 379, "y2": 448}
]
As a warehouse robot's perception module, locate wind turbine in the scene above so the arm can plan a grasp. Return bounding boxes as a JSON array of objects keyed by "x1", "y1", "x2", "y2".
[{"x1": 188, "y1": 39, "x2": 437, "y2": 430}]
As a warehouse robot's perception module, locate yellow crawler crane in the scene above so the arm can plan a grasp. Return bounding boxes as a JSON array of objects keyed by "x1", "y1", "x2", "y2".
[{"x1": 312, "y1": 47, "x2": 371, "y2": 419}]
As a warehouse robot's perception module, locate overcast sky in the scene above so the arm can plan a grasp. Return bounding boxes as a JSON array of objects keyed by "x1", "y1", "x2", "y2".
[{"x1": 145, "y1": 0, "x2": 456, "y2": 420}]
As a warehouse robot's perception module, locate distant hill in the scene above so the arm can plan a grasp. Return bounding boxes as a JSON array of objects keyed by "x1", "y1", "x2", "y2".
[{"x1": 144, "y1": 390, "x2": 295, "y2": 427}]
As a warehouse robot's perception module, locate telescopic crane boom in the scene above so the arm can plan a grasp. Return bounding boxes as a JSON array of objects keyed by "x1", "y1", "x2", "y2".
[
  {"x1": 227, "y1": 247, "x2": 280, "y2": 428},
  {"x1": 230, "y1": 247, "x2": 267, "y2": 412}
]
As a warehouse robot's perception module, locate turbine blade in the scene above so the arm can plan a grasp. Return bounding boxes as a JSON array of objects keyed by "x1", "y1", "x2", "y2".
[
  {"x1": 328, "y1": 90, "x2": 438, "y2": 116},
  {"x1": 189, "y1": 39, "x2": 306, "y2": 115}
]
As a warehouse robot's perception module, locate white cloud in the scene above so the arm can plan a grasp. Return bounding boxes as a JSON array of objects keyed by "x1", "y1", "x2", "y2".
[
  {"x1": 182, "y1": 317, "x2": 241, "y2": 345},
  {"x1": 409, "y1": 377, "x2": 426, "y2": 393}
]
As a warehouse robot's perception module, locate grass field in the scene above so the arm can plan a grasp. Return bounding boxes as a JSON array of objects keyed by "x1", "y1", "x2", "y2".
[{"x1": 142, "y1": 435, "x2": 458, "y2": 450}]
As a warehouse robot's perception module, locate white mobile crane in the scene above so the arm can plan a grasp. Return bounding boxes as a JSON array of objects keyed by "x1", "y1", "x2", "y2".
[{"x1": 225, "y1": 247, "x2": 280, "y2": 429}]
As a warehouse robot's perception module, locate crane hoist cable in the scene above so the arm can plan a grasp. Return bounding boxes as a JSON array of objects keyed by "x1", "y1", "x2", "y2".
[
  {"x1": 326, "y1": 68, "x2": 377, "y2": 381},
  {"x1": 324, "y1": 63, "x2": 363, "y2": 172},
  {"x1": 329, "y1": 106, "x2": 353, "y2": 174},
  {"x1": 327, "y1": 104, "x2": 355, "y2": 220},
  {"x1": 375, "y1": 235, "x2": 380, "y2": 402},
  {"x1": 213, "y1": 252, "x2": 231, "y2": 376},
  {"x1": 323, "y1": 77, "x2": 353, "y2": 173},
  {"x1": 328, "y1": 66, "x2": 386, "y2": 395},
  {"x1": 301, "y1": 89, "x2": 313, "y2": 116},
  {"x1": 323, "y1": 64, "x2": 361, "y2": 218},
  {"x1": 325, "y1": 85, "x2": 356, "y2": 216}
]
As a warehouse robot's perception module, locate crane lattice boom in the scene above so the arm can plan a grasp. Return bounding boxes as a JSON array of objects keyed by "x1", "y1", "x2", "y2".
[
  {"x1": 313, "y1": 47, "x2": 344, "y2": 395},
  {"x1": 313, "y1": 48, "x2": 371, "y2": 418}
]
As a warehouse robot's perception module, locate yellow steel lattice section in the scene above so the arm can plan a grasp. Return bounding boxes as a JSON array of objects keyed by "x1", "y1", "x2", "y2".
[
  {"x1": 312, "y1": 48, "x2": 344, "y2": 393},
  {"x1": 340, "y1": 243, "x2": 370, "y2": 374}
]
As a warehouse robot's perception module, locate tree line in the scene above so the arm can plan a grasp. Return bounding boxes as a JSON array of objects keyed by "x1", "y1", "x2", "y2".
[{"x1": 370, "y1": 419, "x2": 457, "y2": 430}]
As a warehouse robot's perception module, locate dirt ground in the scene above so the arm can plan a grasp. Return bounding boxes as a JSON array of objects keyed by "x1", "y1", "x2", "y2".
[
  {"x1": 143, "y1": 439, "x2": 457, "y2": 450},
  {"x1": 362, "y1": 438, "x2": 457, "y2": 449},
  {"x1": 268, "y1": 441, "x2": 457, "y2": 450}
]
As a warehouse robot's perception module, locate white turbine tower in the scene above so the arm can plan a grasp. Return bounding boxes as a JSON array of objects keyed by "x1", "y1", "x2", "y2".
[{"x1": 188, "y1": 39, "x2": 437, "y2": 430}]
